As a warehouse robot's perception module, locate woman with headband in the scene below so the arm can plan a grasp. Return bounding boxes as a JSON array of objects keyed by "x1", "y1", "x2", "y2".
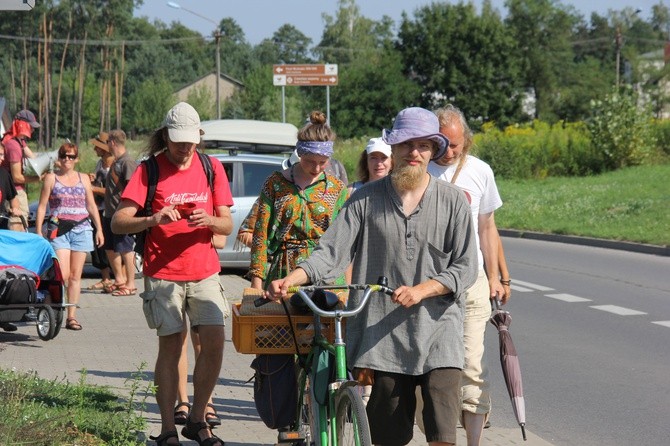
[{"x1": 249, "y1": 110, "x2": 348, "y2": 291}]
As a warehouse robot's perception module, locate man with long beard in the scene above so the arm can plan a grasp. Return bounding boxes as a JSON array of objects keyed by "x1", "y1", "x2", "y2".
[{"x1": 266, "y1": 107, "x2": 478, "y2": 446}]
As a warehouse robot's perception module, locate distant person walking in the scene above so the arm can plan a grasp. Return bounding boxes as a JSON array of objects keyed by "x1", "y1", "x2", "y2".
[
  {"x1": 103, "y1": 130, "x2": 138, "y2": 296},
  {"x1": 0, "y1": 109, "x2": 41, "y2": 231},
  {"x1": 35, "y1": 142, "x2": 104, "y2": 331},
  {"x1": 87, "y1": 132, "x2": 114, "y2": 290}
]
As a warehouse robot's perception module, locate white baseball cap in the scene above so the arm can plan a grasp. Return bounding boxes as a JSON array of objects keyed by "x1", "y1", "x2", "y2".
[
  {"x1": 164, "y1": 102, "x2": 202, "y2": 144},
  {"x1": 365, "y1": 137, "x2": 391, "y2": 157}
]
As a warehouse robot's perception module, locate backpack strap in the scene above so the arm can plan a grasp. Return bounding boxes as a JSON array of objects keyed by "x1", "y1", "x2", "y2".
[
  {"x1": 142, "y1": 155, "x2": 159, "y2": 217},
  {"x1": 196, "y1": 151, "x2": 215, "y2": 190}
]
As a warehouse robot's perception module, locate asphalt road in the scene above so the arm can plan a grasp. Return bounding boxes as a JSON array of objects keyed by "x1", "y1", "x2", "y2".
[{"x1": 488, "y1": 237, "x2": 670, "y2": 445}]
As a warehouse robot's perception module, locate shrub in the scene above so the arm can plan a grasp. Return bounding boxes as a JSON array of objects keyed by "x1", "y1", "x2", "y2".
[
  {"x1": 587, "y1": 87, "x2": 658, "y2": 170},
  {"x1": 474, "y1": 120, "x2": 599, "y2": 179}
]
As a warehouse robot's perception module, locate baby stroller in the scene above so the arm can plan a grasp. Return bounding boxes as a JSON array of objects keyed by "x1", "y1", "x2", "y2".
[{"x1": 0, "y1": 230, "x2": 68, "y2": 340}]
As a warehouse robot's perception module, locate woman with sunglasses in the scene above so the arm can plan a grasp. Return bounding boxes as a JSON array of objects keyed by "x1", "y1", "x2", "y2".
[{"x1": 35, "y1": 142, "x2": 104, "y2": 331}]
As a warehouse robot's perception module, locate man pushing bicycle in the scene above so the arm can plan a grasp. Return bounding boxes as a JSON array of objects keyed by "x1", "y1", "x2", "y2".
[{"x1": 267, "y1": 107, "x2": 478, "y2": 446}]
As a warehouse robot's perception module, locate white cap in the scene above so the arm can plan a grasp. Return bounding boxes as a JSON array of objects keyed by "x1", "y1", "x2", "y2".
[
  {"x1": 365, "y1": 137, "x2": 392, "y2": 157},
  {"x1": 164, "y1": 102, "x2": 202, "y2": 144},
  {"x1": 282, "y1": 150, "x2": 301, "y2": 170}
]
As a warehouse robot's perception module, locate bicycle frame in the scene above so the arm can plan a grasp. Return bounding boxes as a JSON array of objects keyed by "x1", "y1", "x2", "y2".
[{"x1": 284, "y1": 283, "x2": 392, "y2": 446}]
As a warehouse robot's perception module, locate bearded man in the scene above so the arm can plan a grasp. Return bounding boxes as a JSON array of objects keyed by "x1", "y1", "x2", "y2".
[{"x1": 267, "y1": 107, "x2": 478, "y2": 446}]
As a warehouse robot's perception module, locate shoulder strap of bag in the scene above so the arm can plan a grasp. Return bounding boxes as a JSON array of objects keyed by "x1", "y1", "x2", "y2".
[
  {"x1": 196, "y1": 151, "x2": 215, "y2": 190},
  {"x1": 450, "y1": 155, "x2": 467, "y2": 185},
  {"x1": 142, "y1": 155, "x2": 160, "y2": 217}
]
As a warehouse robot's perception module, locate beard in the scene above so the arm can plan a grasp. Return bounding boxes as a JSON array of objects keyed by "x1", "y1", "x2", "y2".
[{"x1": 391, "y1": 163, "x2": 425, "y2": 191}]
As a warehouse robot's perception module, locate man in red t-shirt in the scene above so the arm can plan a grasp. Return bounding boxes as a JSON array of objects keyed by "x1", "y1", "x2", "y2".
[
  {"x1": 112, "y1": 103, "x2": 232, "y2": 446},
  {"x1": 0, "y1": 109, "x2": 41, "y2": 231}
]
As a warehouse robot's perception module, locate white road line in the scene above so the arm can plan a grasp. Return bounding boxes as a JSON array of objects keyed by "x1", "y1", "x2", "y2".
[
  {"x1": 510, "y1": 285, "x2": 535, "y2": 292},
  {"x1": 590, "y1": 305, "x2": 647, "y2": 316},
  {"x1": 512, "y1": 279, "x2": 555, "y2": 291},
  {"x1": 545, "y1": 293, "x2": 592, "y2": 303},
  {"x1": 651, "y1": 321, "x2": 670, "y2": 328}
]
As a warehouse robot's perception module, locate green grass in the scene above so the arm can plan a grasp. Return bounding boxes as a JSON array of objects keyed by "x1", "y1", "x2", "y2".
[
  {"x1": 495, "y1": 164, "x2": 670, "y2": 247},
  {"x1": 0, "y1": 365, "x2": 153, "y2": 445}
]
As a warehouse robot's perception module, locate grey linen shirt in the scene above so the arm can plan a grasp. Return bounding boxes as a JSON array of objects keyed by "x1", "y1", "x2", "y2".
[{"x1": 299, "y1": 175, "x2": 478, "y2": 375}]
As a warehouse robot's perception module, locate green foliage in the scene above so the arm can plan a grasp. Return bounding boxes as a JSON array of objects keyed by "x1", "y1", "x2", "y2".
[
  {"x1": 475, "y1": 120, "x2": 600, "y2": 179},
  {"x1": 651, "y1": 118, "x2": 670, "y2": 157},
  {"x1": 397, "y1": 1, "x2": 524, "y2": 127},
  {"x1": 123, "y1": 78, "x2": 175, "y2": 134},
  {"x1": 587, "y1": 87, "x2": 658, "y2": 169},
  {"x1": 0, "y1": 363, "x2": 154, "y2": 445},
  {"x1": 331, "y1": 48, "x2": 421, "y2": 138}
]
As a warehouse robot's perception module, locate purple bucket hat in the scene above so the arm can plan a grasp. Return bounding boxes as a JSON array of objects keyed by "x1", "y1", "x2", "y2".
[{"x1": 382, "y1": 107, "x2": 448, "y2": 160}]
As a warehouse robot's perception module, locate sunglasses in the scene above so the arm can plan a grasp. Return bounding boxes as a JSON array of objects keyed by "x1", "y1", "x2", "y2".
[{"x1": 59, "y1": 154, "x2": 77, "y2": 160}]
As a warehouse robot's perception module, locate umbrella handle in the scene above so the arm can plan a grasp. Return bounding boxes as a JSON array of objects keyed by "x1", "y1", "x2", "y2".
[{"x1": 493, "y1": 295, "x2": 502, "y2": 311}]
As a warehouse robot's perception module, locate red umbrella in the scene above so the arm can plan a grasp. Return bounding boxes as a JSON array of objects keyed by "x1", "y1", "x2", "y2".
[{"x1": 490, "y1": 299, "x2": 527, "y2": 441}]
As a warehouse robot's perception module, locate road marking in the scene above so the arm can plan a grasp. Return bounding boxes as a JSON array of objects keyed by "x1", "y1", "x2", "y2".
[
  {"x1": 511, "y1": 284, "x2": 535, "y2": 292},
  {"x1": 513, "y1": 279, "x2": 555, "y2": 291},
  {"x1": 590, "y1": 305, "x2": 647, "y2": 316},
  {"x1": 652, "y1": 321, "x2": 670, "y2": 327},
  {"x1": 545, "y1": 293, "x2": 592, "y2": 303}
]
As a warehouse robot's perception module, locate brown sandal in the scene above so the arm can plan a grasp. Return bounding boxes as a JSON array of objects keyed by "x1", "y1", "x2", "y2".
[
  {"x1": 149, "y1": 430, "x2": 181, "y2": 446},
  {"x1": 65, "y1": 318, "x2": 82, "y2": 331}
]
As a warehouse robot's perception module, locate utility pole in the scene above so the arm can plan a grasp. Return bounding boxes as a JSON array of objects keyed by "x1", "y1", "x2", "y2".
[{"x1": 615, "y1": 25, "x2": 622, "y2": 88}]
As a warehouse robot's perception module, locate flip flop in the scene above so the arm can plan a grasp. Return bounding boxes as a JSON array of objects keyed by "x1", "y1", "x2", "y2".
[{"x1": 112, "y1": 286, "x2": 137, "y2": 296}]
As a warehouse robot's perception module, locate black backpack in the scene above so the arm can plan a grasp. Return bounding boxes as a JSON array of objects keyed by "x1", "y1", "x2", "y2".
[
  {"x1": 0, "y1": 266, "x2": 38, "y2": 305},
  {"x1": 133, "y1": 151, "x2": 215, "y2": 255}
]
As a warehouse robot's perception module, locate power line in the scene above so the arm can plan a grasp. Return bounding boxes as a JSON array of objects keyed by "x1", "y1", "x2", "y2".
[{"x1": 0, "y1": 33, "x2": 206, "y2": 46}]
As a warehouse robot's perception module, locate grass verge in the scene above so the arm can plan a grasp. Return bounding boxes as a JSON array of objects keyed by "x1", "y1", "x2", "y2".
[
  {"x1": 0, "y1": 363, "x2": 154, "y2": 445},
  {"x1": 496, "y1": 164, "x2": 670, "y2": 247}
]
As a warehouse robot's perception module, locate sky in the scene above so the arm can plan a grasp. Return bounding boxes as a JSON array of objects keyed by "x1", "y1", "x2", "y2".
[{"x1": 135, "y1": 0, "x2": 661, "y2": 45}]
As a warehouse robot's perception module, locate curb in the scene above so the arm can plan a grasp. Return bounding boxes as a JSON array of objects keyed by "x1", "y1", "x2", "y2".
[{"x1": 499, "y1": 229, "x2": 670, "y2": 257}]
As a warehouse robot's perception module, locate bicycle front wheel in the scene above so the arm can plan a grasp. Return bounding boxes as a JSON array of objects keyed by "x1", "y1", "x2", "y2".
[{"x1": 334, "y1": 384, "x2": 372, "y2": 446}]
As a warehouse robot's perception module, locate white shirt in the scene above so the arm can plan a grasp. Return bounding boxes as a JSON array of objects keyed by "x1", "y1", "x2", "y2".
[{"x1": 429, "y1": 154, "x2": 502, "y2": 269}]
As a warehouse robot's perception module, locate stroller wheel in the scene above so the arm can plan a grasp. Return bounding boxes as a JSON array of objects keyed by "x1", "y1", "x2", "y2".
[{"x1": 36, "y1": 306, "x2": 56, "y2": 341}]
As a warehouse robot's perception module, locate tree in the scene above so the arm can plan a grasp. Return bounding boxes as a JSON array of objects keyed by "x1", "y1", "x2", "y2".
[
  {"x1": 398, "y1": 1, "x2": 524, "y2": 127},
  {"x1": 505, "y1": 0, "x2": 581, "y2": 121},
  {"x1": 330, "y1": 47, "x2": 421, "y2": 138}
]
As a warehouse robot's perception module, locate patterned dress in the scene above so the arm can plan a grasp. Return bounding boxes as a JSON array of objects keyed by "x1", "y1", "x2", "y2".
[{"x1": 249, "y1": 169, "x2": 348, "y2": 285}]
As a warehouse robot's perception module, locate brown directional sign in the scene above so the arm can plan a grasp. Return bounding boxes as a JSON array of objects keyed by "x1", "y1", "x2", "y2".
[
  {"x1": 273, "y1": 64, "x2": 338, "y2": 87},
  {"x1": 286, "y1": 75, "x2": 338, "y2": 86}
]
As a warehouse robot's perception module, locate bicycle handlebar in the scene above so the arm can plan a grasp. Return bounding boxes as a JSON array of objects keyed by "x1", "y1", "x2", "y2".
[{"x1": 253, "y1": 277, "x2": 395, "y2": 314}]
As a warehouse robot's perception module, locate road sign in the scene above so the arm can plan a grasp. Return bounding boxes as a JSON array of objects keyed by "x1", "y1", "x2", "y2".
[
  {"x1": 273, "y1": 64, "x2": 338, "y2": 86},
  {"x1": 273, "y1": 64, "x2": 338, "y2": 76}
]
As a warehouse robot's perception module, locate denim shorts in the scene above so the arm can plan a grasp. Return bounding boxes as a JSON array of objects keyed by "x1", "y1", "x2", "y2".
[{"x1": 51, "y1": 226, "x2": 94, "y2": 252}]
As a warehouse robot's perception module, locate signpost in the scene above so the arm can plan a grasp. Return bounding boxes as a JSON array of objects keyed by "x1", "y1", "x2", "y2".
[{"x1": 273, "y1": 64, "x2": 338, "y2": 123}]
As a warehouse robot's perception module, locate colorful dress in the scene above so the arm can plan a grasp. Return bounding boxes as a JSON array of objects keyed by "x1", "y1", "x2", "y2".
[{"x1": 249, "y1": 169, "x2": 348, "y2": 284}]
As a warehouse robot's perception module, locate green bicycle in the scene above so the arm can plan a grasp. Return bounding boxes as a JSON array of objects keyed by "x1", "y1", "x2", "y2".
[{"x1": 265, "y1": 278, "x2": 394, "y2": 446}]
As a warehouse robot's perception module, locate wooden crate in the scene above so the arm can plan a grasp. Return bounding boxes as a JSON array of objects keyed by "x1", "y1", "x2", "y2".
[{"x1": 232, "y1": 303, "x2": 335, "y2": 354}]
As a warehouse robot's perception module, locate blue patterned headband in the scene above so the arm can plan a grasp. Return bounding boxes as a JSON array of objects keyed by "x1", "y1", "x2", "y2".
[{"x1": 295, "y1": 140, "x2": 334, "y2": 157}]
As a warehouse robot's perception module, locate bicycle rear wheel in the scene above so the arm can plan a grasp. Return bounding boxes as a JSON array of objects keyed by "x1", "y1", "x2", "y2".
[{"x1": 334, "y1": 384, "x2": 372, "y2": 446}]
